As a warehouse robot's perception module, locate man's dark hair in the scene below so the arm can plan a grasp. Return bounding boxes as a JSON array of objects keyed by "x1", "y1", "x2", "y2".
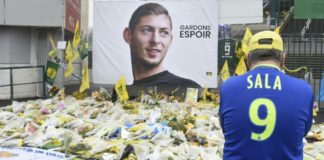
[
  {"x1": 128, "y1": 3, "x2": 172, "y2": 33},
  {"x1": 248, "y1": 49, "x2": 282, "y2": 63}
]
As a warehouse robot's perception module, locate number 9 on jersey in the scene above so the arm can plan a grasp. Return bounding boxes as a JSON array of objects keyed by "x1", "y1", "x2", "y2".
[{"x1": 249, "y1": 98, "x2": 277, "y2": 141}]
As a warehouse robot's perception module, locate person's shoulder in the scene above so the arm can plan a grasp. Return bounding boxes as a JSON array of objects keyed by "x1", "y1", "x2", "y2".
[
  {"x1": 283, "y1": 74, "x2": 311, "y2": 87},
  {"x1": 167, "y1": 71, "x2": 201, "y2": 88},
  {"x1": 174, "y1": 76, "x2": 201, "y2": 88},
  {"x1": 180, "y1": 78, "x2": 201, "y2": 88},
  {"x1": 221, "y1": 73, "x2": 247, "y2": 90},
  {"x1": 282, "y1": 74, "x2": 313, "y2": 93}
]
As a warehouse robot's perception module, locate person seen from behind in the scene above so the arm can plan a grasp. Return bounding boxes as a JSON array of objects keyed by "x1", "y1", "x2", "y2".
[{"x1": 219, "y1": 30, "x2": 313, "y2": 160}]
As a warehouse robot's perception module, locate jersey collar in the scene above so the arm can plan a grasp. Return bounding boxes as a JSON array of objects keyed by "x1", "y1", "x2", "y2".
[{"x1": 251, "y1": 64, "x2": 282, "y2": 72}]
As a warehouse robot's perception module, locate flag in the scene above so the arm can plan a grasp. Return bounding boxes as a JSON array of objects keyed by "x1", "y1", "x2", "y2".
[
  {"x1": 79, "y1": 60, "x2": 90, "y2": 92},
  {"x1": 115, "y1": 76, "x2": 129, "y2": 101},
  {"x1": 241, "y1": 27, "x2": 253, "y2": 57},
  {"x1": 80, "y1": 34, "x2": 89, "y2": 60},
  {"x1": 235, "y1": 57, "x2": 247, "y2": 75},
  {"x1": 274, "y1": 26, "x2": 281, "y2": 34},
  {"x1": 73, "y1": 20, "x2": 81, "y2": 49},
  {"x1": 45, "y1": 61, "x2": 59, "y2": 85},
  {"x1": 64, "y1": 20, "x2": 81, "y2": 78},
  {"x1": 220, "y1": 60, "x2": 230, "y2": 81},
  {"x1": 201, "y1": 87, "x2": 209, "y2": 102},
  {"x1": 64, "y1": 41, "x2": 73, "y2": 61},
  {"x1": 64, "y1": 41, "x2": 79, "y2": 78},
  {"x1": 48, "y1": 33, "x2": 58, "y2": 58},
  {"x1": 235, "y1": 41, "x2": 244, "y2": 59},
  {"x1": 79, "y1": 34, "x2": 90, "y2": 92}
]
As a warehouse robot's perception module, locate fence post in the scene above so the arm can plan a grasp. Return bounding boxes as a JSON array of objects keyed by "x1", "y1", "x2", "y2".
[
  {"x1": 270, "y1": 0, "x2": 278, "y2": 29},
  {"x1": 320, "y1": 71, "x2": 323, "y2": 110},
  {"x1": 10, "y1": 68, "x2": 14, "y2": 104},
  {"x1": 42, "y1": 65, "x2": 46, "y2": 99}
]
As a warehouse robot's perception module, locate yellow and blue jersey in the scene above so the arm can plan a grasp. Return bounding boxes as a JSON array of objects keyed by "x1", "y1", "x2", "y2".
[{"x1": 220, "y1": 65, "x2": 313, "y2": 160}]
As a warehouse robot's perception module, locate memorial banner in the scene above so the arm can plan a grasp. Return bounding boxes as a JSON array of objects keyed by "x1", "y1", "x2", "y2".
[{"x1": 93, "y1": 0, "x2": 219, "y2": 87}]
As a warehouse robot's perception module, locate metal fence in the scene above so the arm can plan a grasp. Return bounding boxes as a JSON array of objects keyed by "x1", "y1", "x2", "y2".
[
  {"x1": 227, "y1": 0, "x2": 324, "y2": 109},
  {"x1": 282, "y1": 33, "x2": 324, "y2": 110},
  {"x1": 273, "y1": 0, "x2": 324, "y2": 110},
  {"x1": 0, "y1": 65, "x2": 46, "y2": 104}
]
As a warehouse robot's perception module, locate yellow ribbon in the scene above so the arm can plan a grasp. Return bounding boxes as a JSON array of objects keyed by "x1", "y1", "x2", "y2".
[{"x1": 283, "y1": 66, "x2": 307, "y2": 73}]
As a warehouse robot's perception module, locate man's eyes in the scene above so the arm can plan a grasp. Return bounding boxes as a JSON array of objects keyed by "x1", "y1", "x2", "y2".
[
  {"x1": 141, "y1": 28, "x2": 170, "y2": 36},
  {"x1": 142, "y1": 28, "x2": 153, "y2": 33},
  {"x1": 160, "y1": 30, "x2": 170, "y2": 36}
]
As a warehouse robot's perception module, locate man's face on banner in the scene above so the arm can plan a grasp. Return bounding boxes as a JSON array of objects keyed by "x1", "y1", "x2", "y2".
[{"x1": 130, "y1": 14, "x2": 173, "y2": 68}]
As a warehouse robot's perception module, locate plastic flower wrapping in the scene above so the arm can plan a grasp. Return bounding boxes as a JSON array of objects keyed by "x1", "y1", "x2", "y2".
[{"x1": 0, "y1": 91, "x2": 323, "y2": 160}]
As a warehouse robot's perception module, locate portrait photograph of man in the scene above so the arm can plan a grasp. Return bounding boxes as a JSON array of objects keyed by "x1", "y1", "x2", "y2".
[{"x1": 93, "y1": 0, "x2": 219, "y2": 88}]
